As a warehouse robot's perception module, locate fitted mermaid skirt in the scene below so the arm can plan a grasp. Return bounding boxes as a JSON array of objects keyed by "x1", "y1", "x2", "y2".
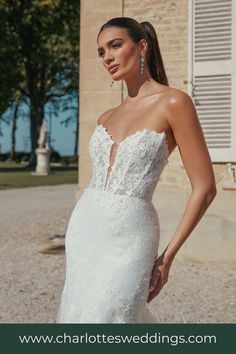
[{"x1": 56, "y1": 187, "x2": 161, "y2": 323}]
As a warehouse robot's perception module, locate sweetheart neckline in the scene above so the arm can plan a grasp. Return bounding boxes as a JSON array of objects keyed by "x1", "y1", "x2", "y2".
[{"x1": 96, "y1": 123, "x2": 169, "y2": 157}]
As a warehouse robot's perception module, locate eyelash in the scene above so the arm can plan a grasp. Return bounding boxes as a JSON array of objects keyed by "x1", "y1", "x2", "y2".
[{"x1": 98, "y1": 44, "x2": 121, "y2": 57}]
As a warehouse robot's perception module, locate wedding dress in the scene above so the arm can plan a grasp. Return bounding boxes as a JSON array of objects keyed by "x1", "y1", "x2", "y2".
[{"x1": 56, "y1": 122, "x2": 169, "y2": 323}]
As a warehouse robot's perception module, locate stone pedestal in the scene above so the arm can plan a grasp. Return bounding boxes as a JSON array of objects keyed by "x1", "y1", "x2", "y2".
[
  {"x1": 31, "y1": 148, "x2": 51, "y2": 176},
  {"x1": 222, "y1": 163, "x2": 236, "y2": 190}
]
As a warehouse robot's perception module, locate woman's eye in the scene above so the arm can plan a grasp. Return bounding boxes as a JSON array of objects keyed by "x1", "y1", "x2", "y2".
[{"x1": 98, "y1": 44, "x2": 121, "y2": 57}]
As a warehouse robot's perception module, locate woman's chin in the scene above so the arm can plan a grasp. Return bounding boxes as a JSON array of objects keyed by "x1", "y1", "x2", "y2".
[{"x1": 111, "y1": 74, "x2": 123, "y2": 81}]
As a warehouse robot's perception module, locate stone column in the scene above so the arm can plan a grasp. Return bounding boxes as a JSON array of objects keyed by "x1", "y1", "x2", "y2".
[{"x1": 77, "y1": 0, "x2": 123, "y2": 199}]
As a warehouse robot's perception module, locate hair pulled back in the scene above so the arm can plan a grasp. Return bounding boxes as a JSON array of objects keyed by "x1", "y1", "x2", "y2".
[{"x1": 97, "y1": 17, "x2": 169, "y2": 86}]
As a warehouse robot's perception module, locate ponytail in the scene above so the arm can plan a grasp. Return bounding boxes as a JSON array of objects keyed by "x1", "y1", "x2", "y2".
[
  {"x1": 97, "y1": 17, "x2": 169, "y2": 86},
  {"x1": 140, "y1": 21, "x2": 169, "y2": 86}
]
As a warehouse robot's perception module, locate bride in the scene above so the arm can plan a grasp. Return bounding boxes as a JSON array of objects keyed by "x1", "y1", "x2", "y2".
[{"x1": 56, "y1": 17, "x2": 217, "y2": 323}]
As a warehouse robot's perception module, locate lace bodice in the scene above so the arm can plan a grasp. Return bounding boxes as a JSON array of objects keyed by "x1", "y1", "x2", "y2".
[{"x1": 88, "y1": 124, "x2": 169, "y2": 201}]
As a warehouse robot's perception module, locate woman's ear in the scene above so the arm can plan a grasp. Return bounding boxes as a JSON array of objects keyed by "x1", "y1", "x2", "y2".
[{"x1": 139, "y1": 38, "x2": 148, "y2": 54}]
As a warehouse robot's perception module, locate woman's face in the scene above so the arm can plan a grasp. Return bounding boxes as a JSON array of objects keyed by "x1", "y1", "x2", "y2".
[{"x1": 97, "y1": 27, "x2": 144, "y2": 80}]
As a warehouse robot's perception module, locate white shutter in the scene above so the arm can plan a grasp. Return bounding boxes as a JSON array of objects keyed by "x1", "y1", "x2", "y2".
[{"x1": 189, "y1": 0, "x2": 236, "y2": 162}]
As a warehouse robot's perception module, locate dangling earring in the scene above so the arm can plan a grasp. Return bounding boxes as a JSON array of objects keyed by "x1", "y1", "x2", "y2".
[
  {"x1": 110, "y1": 80, "x2": 114, "y2": 87},
  {"x1": 140, "y1": 52, "x2": 144, "y2": 74}
]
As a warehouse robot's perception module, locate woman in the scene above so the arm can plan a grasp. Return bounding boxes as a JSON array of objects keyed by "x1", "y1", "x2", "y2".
[{"x1": 56, "y1": 17, "x2": 217, "y2": 323}]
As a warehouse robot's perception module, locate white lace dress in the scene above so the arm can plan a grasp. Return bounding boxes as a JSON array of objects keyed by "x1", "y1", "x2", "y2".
[{"x1": 56, "y1": 123, "x2": 169, "y2": 323}]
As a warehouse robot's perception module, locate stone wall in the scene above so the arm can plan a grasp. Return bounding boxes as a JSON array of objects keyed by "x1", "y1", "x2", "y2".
[{"x1": 79, "y1": 0, "x2": 123, "y2": 190}]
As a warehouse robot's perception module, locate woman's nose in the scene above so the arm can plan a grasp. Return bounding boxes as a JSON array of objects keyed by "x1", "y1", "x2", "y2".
[{"x1": 104, "y1": 51, "x2": 114, "y2": 64}]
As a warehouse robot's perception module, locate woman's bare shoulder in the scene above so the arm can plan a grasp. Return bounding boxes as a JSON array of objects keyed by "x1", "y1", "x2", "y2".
[
  {"x1": 159, "y1": 86, "x2": 194, "y2": 126},
  {"x1": 161, "y1": 86, "x2": 192, "y2": 106},
  {"x1": 97, "y1": 107, "x2": 117, "y2": 125}
]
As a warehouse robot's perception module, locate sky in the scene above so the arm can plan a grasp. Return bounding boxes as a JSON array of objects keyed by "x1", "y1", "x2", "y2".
[{"x1": 0, "y1": 104, "x2": 78, "y2": 156}]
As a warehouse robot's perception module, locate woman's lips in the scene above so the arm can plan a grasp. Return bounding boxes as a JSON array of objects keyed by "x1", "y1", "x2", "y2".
[{"x1": 109, "y1": 65, "x2": 119, "y2": 74}]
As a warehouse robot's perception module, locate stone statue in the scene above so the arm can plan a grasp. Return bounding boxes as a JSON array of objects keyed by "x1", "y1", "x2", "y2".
[
  {"x1": 38, "y1": 119, "x2": 49, "y2": 149},
  {"x1": 31, "y1": 118, "x2": 51, "y2": 176}
]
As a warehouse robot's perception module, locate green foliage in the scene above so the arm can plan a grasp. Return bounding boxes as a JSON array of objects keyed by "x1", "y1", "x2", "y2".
[
  {"x1": 0, "y1": 0, "x2": 80, "y2": 101},
  {"x1": 0, "y1": 0, "x2": 80, "y2": 155}
]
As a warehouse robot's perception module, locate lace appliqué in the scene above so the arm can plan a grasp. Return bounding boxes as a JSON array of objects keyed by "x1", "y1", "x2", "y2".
[{"x1": 88, "y1": 124, "x2": 169, "y2": 201}]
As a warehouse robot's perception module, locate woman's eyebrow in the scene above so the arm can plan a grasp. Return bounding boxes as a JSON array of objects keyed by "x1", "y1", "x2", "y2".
[{"x1": 98, "y1": 38, "x2": 124, "y2": 53}]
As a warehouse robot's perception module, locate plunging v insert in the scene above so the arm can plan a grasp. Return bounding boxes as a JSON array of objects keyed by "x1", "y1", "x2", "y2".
[
  {"x1": 97, "y1": 123, "x2": 169, "y2": 191},
  {"x1": 101, "y1": 124, "x2": 133, "y2": 191},
  {"x1": 103, "y1": 140, "x2": 119, "y2": 190}
]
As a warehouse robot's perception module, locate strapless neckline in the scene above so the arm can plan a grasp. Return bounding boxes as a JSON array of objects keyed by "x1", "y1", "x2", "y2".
[{"x1": 96, "y1": 124, "x2": 169, "y2": 157}]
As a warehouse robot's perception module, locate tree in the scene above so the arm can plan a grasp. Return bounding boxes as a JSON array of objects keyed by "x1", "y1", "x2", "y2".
[
  {"x1": 9, "y1": 92, "x2": 20, "y2": 160},
  {"x1": 0, "y1": 0, "x2": 80, "y2": 166}
]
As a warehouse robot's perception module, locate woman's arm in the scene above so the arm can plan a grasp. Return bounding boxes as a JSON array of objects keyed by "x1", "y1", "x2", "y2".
[
  {"x1": 148, "y1": 89, "x2": 217, "y2": 303},
  {"x1": 164, "y1": 89, "x2": 217, "y2": 262}
]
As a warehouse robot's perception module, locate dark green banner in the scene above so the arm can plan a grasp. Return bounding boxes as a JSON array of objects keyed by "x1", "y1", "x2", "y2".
[{"x1": 0, "y1": 324, "x2": 235, "y2": 353}]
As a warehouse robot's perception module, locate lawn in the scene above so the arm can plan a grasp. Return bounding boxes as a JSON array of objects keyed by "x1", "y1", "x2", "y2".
[{"x1": 0, "y1": 162, "x2": 78, "y2": 189}]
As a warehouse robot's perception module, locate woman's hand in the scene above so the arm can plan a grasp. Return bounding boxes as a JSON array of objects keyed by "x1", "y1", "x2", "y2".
[{"x1": 147, "y1": 253, "x2": 173, "y2": 304}]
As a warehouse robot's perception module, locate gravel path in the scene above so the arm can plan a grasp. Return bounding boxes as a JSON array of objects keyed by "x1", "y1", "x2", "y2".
[{"x1": 0, "y1": 184, "x2": 235, "y2": 323}]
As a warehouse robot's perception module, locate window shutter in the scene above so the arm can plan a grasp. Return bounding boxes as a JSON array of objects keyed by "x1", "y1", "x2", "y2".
[{"x1": 190, "y1": 0, "x2": 236, "y2": 162}]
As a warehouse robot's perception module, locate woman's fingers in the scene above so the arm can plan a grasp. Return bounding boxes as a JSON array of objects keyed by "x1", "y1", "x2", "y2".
[
  {"x1": 148, "y1": 273, "x2": 164, "y2": 303},
  {"x1": 149, "y1": 266, "x2": 160, "y2": 292},
  {"x1": 147, "y1": 254, "x2": 172, "y2": 304},
  {"x1": 147, "y1": 264, "x2": 170, "y2": 303}
]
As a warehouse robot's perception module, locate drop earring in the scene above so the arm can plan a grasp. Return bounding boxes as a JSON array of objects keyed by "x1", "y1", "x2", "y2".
[{"x1": 140, "y1": 52, "x2": 144, "y2": 74}]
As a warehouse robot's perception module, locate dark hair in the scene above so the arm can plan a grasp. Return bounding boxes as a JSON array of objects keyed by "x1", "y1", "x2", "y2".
[{"x1": 97, "y1": 17, "x2": 169, "y2": 86}]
